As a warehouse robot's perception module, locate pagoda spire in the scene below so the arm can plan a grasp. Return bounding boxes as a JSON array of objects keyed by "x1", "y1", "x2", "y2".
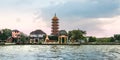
[
  {"x1": 55, "y1": 13, "x2": 56, "y2": 17},
  {"x1": 52, "y1": 13, "x2": 59, "y2": 20},
  {"x1": 51, "y1": 14, "x2": 59, "y2": 36}
]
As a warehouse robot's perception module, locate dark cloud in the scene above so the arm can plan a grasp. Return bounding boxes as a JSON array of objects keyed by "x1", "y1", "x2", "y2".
[
  {"x1": 39, "y1": 0, "x2": 120, "y2": 37},
  {"x1": 41, "y1": 0, "x2": 120, "y2": 18}
]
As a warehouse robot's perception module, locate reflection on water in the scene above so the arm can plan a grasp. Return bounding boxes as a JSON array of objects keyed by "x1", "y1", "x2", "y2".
[{"x1": 0, "y1": 45, "x2": 120, "y2": 60}]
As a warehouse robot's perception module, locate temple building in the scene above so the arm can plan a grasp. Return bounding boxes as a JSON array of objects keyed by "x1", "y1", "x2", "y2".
[
  {"x1": 51, "y1": 14, "x2": 59, "y2": 36},
  {"x1": 58, "y1": 30, "x2": 68, "y2": 44},
  {"x1": 29, "y1": 29, "x2": 46, "y2": 44}
]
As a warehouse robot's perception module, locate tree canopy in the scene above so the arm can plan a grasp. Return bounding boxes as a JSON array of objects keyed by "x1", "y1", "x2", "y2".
[
  {"x1": 113, "y1": 34, "x2": 120, "y2": 42},
  {"x1": 68, "y1": 29, "x2": 86, "y2": 41},
  {"x1": 0, "y1": 29, "x2": 12, "y2": 40},
  {"x1": 88, "y1": 36, "x2": 96, "y2": 42}
]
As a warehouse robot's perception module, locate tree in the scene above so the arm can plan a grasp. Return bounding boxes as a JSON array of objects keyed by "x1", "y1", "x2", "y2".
[
  {"x1": 114, "y1": 34, "x2": 120, "y2": 42},
  {"x1": 20, "y1": 33, "x2": 28, "y2": 43},
  {"x1": 88, "y1": 36, "x2": 96, "y2": 42},
  {"x1": 0, "y1": 29, "x2": 12, "y2": 41},
  {"x1": 68, "y1": 29, "x2": 86, "y2": 42},
  {"x1": 110, "y1": 37, "x2": 115, "y2": 42},
  {"x1": 68, "y1": 31, "x2": 72, "y2": 40},
  {"x1": 48, "y1": 35, "x2": 58, "y2": 41},
  {"x1": 96, "y1": 38, "x2": 111, "y2": 42}
]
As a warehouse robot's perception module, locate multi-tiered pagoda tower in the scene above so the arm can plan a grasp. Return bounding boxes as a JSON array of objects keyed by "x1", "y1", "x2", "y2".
[{"x1": 51, "y1": 14, "x2": 59, "y2": 36}]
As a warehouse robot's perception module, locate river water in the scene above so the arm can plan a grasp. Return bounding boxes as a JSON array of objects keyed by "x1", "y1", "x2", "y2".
[{"x1": 0, "y1": 45, "x2": 120, "y2": 60}]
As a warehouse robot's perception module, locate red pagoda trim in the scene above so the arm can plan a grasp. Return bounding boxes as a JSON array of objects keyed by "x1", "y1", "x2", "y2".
[{"x1": 51, "y1": 14, "x2": 59, "y2": 35}]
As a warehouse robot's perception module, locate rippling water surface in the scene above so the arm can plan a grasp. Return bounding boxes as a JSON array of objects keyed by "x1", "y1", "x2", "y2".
[{"x1": 0, "y1": 45, "x2": 120, "y2": 60}]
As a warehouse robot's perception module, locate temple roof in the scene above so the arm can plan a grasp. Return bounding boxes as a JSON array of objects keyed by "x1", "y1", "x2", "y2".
[
  {"x1": 58, "y1": 30, "x2": 67, "y2": 36},
  {"x1": 12, "y1": 29, "x2": 20, "y2": 32},
  {"x1": 30, "y1": 30, "x2": 46, "y2": 35},
  {"x1": 52, "y1": 14, "x2": 59, "y2": 20}
]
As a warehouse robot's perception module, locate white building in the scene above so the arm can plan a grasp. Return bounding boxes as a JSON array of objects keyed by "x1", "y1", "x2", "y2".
[{"x1": 29, "y1": 30, "x2": 46, "y2": 44}]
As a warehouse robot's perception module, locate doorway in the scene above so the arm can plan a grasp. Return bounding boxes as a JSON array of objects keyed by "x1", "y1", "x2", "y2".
[{"x1": 62, "y1": 37, "x2": 65, "y2": 43}]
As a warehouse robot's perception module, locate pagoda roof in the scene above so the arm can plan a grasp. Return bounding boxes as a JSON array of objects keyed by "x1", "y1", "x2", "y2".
[{"x1": 52, "y1": 14, "x2": 59, "y2": 20}]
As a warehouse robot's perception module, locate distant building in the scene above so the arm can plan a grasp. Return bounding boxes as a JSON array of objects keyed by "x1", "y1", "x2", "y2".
[
  {"x1": 6, "y1": 30, "x2": 21, "y2": 43},
  {"x1": 12, "y1": 30, "x2": 21, "y2": 43},
  {"x1": 29, "y1": 30, "x2": 46, "y2": 44},
  {"x1": 58, "y1": 30, "x2": 68, "y2": 44},
  {"x1": 12, "y1": 30, "x2": 21, "y2": 38},
  {"x1": 51, "y1": 14, "x2": 59, "y2": 36}
]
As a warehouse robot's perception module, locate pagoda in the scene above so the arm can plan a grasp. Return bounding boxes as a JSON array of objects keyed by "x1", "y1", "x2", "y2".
[{"x1": 51, "y1": 14, "x2": 59, "y2": 36}]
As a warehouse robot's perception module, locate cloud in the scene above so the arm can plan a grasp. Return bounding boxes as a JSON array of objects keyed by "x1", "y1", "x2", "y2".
[
  {"x1": 99, "y1": 16, "x2": 120, "y2": 34},
  {"x1": 0, "y1": 0, "x2": 120, "y2": 37},
  {"x1": 0, "y1": 0, "x2": 65, "y2": 11},
  {"x1": 0, "y1": 10, "x2": 50, "y2": 35},
  {"x1": 82, "y1": 16, "x2": 120, "y2": 37},
  {"x1": 41, "y1": 0, "x2": 120, "y2": 18},
  {"x1": 49, "y1": 15, "x2": 120, "y2": 37},
  {"x1": 38, "y1": 0, "x2": 120, "y2": 37},
  {"x1": 59, "y1": 18, "x2": 105, "y2": 37}
]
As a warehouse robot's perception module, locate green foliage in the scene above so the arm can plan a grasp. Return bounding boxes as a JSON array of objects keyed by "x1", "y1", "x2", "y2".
[
  {"x1": 48, "y1": 35, "x2": 58, "y2": 41},
  {"x1": 110, "y1": 37, "x2": 115, "y2": 42},
  {"x1": 0, "y1": 29, "x2": 12, "y2": 40},
  {"x1": 43, "y1": 35, "x2": 46, "y2": 41},
  {"x1": 88, "y1": 36, "x2": 96, "y2": 42},
  {"x1": 20, "y1": 33, "x2": 28, "y2": 43},
  {"x1": 68, "y1": 31, "x2": 72, "y2": 40},
  {"x1": 39, "y1": 42, "x2": 42, "y2": 44},
  {"x1": 68, "y1": 29, "x2": 86, "y2": 41},
  {"x1": 96, "y1": 38, "x2": 111, "y2": 42},
  {"x1": 114, "y1": 34, "x2": 120, "y2": 42}
]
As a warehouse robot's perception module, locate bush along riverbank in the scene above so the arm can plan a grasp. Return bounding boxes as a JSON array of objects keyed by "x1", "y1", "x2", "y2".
[
  {"x1": 81, "y1": 42, "x2": 120, "y2": 45},
  {"x1": 0, "y1": 42, "x2": 120, "y2": 45},
  {"x1": 0, "y1": 43, "x2": 5, "y2": 45}
]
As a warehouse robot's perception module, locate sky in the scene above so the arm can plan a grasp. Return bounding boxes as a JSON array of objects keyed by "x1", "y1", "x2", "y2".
[{"x1": 0, "y1": 0, "x2": 120, "y2": 37}]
